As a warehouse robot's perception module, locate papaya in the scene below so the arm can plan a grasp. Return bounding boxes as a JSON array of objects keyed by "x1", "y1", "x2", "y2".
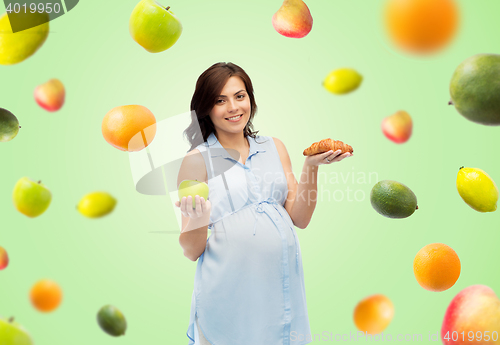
[
  {"x1": 370, "y1": 180, "x2": 418, "y2": 219},
  {"x1": 449, "y1": 54, "x2": 500, "y2": 125}
]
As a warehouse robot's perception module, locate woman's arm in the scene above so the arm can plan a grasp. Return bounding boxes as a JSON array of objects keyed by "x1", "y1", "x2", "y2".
[
  {"x1": 176, "y1": 149, "x2": 211, "y2": 261},
  {"x1": 273, "y1": 137, "x2": 352, "y2": 229}
]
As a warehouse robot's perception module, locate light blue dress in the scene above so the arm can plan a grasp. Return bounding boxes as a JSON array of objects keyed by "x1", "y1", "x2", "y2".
[{"x1": 186, "y1": 132, "x2": 311, "y2": 345}]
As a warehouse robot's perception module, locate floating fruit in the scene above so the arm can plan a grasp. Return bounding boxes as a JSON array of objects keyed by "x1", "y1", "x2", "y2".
[
  {"x1": 449, "y1": 54, "x2": 500, "y2": 126},
  {"x1": 34, "y1": 79, "x2": 65, "y2": 112},
  {"x1": 12, "y1": 177, "x2": 52, "y2": 218},
  {"x1": 30, "y1": 279, "x2": 62, "y2": 312},
  {"x1": 323, "y1": 68, "x2": 362, "y2": 95},
  {"x1": 129, "y1": 0, "x2": 182, "y2": 53},
  {"x1": 178, "y1": 180, "x2": 209, "y2": 209},
  {"x1": 381, "y1": 110, "x2": 412, "y2": 144},
  {"x1": 0, "y1": 11, "x2": 49, "y2": 65},
  {"x1": 384, "y1": 0, "x2": 459, "y2": 54},
  {"x1": 456, "y1": 166, "x2": 498, "y2": 212},
  {"x1": 441, "y1": 285, "x2": 500, "y2": 345},
  {"x1": 0, "y1": 108, "x2": 20, "y2": 142},
  {"x1": 353, "y1": 294, "x2": 394, "y2": 334},
  {"x1": 0, "y1": 316, "x2": 33, "y2": 345},
  {"x1": 102, "y1": 105, "x2": 157, "y2": 152},
  {"x1": 0, "y1": 246, "x2": 9, "y2": 270},
  {"x1": 97, "y1": 305, "x2": 127, "y2": 337},
  {"x1": 414, "y1": 243, "x2": 461, "y2": 292},
  {"x1": 77, "y1": 192, "x2": 117, "y2": 218},
  {"x1": 272, "y1": 0, "x2": 313, "y2": 38},
  {"x1": 370, "y1": 180, "x2": 417, "y2": 218}
]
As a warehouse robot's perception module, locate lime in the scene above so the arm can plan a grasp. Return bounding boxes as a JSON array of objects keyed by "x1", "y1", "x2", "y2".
[
  {"x1": 323, "y1": 68, "x2": 363, "y2": 95},
  {"x1": 456, "y1": 167, "x2": 498, "y2": 212},
  {"x1": 97, "y1": 305, "x2": 127, "y2": 337}
]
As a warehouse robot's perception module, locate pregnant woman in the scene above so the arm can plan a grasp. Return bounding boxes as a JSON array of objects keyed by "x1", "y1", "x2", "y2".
[{"x1": 175, "y1": 62, "x2": 352, "y2": 345}]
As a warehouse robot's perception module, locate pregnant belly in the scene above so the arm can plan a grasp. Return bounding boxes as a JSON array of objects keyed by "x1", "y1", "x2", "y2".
[{"x1": 207, "y1": 208, "x2": 296, "y2": 267}]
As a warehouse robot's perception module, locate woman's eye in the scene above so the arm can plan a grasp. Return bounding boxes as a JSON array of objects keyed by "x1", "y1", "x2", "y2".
[
  {"x1": 216, "y1": 99, "x2": 224, "y2": 104},
  {"x1": 237, "y1": 94, "x2": 245, "y2": 99}
]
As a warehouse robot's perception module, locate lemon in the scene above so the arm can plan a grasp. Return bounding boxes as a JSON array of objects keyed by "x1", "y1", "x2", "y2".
[
  {"x1": 323, "y1": 68, "x2": 363, "y2": 95},
  {"x1": 456, "y1": 167, "x2": 498, "y2": 212},
  {"x1": 77, "y1": 192, "x2": 117, "y2": 218}
]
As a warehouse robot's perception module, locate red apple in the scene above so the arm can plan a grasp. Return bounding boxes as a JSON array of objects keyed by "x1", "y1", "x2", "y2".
[
  {"x1": 0, "y1": 246, "x2": 8, "y2": 270},
  {"x1": 34, "y1": 79, "x2": 65, "y2": 112},
  {"x1": 381, "y1": 110, "x2": 412, "y2": 144},
  {"x1": 272, "y1": 0, "x2": 313, "y2": 38},
  {"x1": 442, "y1": 285, "x2": 500, "y2": 345}
]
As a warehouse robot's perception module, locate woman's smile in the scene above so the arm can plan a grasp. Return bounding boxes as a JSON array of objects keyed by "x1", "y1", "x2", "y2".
[{"x1": 225, "y1": 114, "x2": 243, "y2": 122}]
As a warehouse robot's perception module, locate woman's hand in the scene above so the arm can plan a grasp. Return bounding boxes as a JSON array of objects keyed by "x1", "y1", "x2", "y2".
[
  {"x1": 305, "y1": 149, "x2": 352, "y2": 167},
  {"x1": 175, "y1": 195, "x2": 212, "y2": 220}
]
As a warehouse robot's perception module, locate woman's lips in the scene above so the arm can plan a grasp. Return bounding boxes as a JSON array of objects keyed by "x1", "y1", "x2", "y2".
[{"x1": 225, "y1": 114, "x2": 243, "y2": 122}]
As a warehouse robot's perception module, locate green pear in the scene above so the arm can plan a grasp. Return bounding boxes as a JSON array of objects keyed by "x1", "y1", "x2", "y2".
[
  {"x1": 129, "y1": 0, "x2": 182, "y2": 53},
  {"x1": 0, "y1": 12, "x2": 49, "y2": 65},
  {"x1": 178, "y1": 180, "x2": 209, "y2": 208},
  {"x1": 0, "y1": 317, "x2": 33, "y2": 345},
  {"x1": 13, "y1": 177, "x2": 52, "y2": 218},
  {"x1": 0, "y1": 108, "x2": 20, "y2": 142}
]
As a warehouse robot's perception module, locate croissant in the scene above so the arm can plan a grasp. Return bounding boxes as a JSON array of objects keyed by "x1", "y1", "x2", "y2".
[{"x1": 303, "y1": 138, "x2": 353, "y2": 156}]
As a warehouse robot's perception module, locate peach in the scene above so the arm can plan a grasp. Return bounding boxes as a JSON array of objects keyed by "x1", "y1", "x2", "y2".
[
  {"x1": 381, "y1": 110, "x2": 412, "y2": 144},
  {"x1": 34, "y1": 79, "x2": 65, "y2": 112},
  {"x1": 0, "y1": 246, "x2": 8, "y2": 270},
  {"x1": 442, "y1": 285, "x2": 500, "y2": 344}
]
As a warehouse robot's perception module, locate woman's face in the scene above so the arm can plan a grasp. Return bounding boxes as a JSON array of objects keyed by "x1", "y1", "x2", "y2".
[{"x1": 209, "y1": 76, "x2": 251, "y2": 137}]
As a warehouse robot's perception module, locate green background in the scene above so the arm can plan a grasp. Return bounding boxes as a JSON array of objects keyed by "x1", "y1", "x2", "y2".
[{"x1": 1, "y1": 0, "x2": 500, "y2": 343}]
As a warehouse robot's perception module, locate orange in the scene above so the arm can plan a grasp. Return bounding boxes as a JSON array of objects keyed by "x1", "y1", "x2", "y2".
[
  {"x1": 101, "y1": 105, "x2": 157, "y2": 152},
  {"x1": 413, "y1": 243, "x2": 460, "y2": 292},
  {"x1": 384, "y1": 0, "x2": 459, "y2": 54},
  {"x1": 30, "y1": 279, "x2": 62, "y2": 312},
  {"x1": 354, "y1": 294, "x2": 394, "y2": 334}
]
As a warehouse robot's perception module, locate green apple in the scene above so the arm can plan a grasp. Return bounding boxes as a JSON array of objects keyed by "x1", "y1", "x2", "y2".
[
  {"x1": 178, "y1": 180, "x2": 209, "y2": 209},
  {"x1": 12, "y1": 177, "x2": 52, "y2": 218},
  {"x1": 129, "y1": 0, "x2": 182, "y2": 53},
  {"x1": 0, "y1": 317, "x2": 33, "y2": 345}
]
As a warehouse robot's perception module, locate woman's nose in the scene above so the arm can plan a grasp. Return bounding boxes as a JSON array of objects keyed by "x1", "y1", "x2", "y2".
[{"x1": 227, "y1": 99, "x2": 238, "y2": 113}]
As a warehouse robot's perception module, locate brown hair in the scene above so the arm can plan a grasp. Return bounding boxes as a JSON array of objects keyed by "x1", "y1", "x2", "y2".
[{"x1": 184, "y1": 62, "x2": 259, "y2": 151}]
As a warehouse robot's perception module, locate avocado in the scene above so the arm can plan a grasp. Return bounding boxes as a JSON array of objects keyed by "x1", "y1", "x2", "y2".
[
  {"x1": 0, "y1": 108, "x2": 19, "y2": 142},
  {"x1": 370, "y1": 180, "x2": 418, "y2": 219},
  {"x1": 449, "y1": 54, "x2": 500, "y2": 125}
]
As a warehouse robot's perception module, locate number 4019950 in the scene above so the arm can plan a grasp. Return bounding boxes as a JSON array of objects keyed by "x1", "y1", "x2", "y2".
[
  {"x1": 443, "y1": 331, "x2": 499, "y2": 342},
  {"x1": 6, "y1": 2, "x2": 62, "y2": 14}
]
